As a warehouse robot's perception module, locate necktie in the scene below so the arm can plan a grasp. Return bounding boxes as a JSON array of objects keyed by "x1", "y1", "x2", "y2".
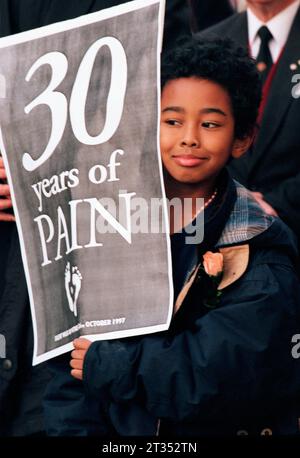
[{"x1": 256, "y1": 25, "x2": 273, "y2": 85}]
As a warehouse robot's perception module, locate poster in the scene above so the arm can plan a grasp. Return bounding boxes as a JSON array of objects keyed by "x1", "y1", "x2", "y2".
[{"x1": 0, "y1": 0, "x2": 173, "y2": 365}]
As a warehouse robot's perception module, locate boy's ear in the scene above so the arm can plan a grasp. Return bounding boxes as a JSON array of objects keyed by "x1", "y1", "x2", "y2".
[{"x1": 232, "y1": 133, "x2": 254, "y2": 159}]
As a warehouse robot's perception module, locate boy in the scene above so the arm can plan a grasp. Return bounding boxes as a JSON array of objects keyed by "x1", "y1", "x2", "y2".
[{"x1": 44, "y1": 37, "x2": 300, "y2": 436}]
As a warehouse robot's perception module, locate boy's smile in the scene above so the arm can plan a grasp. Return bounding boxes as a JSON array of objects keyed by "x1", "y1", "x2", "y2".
[{"x1": 160, "y1": 77, "x2": 245, "y2": 197}]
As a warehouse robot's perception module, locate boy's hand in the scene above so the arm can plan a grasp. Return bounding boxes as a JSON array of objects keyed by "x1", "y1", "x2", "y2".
[
  {"x1": 0, "y1": 156, "x2": 15, "y2": 222},
  {"x1": 251, "y1": 191, "x2": 278, "y2": 217},
  {"x1": 70, "y1": 338, "x2": 92, "y2": 381}
]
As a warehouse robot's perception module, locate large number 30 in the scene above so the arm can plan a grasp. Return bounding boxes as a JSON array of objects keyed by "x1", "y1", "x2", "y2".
[{"x1": 22, "y1": 37, "x2": 127, "y2": 172}]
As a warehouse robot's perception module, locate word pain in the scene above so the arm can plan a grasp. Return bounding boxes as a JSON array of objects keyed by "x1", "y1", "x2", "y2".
[{"x1": 35, "y1": 192, "x2": 135, "y2": 266}]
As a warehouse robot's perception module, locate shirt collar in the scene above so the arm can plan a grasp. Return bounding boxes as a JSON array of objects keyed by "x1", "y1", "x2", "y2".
[{"x1": 247, "y1": 0, "x2": 300, "y2": 50}]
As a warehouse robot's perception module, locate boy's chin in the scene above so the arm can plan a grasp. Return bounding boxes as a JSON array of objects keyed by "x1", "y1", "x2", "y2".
[
  {"x1": 172, "y1": 174, "x2": 207, "y2": 185},
  {"x1": 164, "y1": 168, "x2": 216, "y2": 187}
]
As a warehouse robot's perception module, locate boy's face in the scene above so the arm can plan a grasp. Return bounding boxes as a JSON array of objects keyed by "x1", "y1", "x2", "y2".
[{"x1": 160, "y1": 77, "x2": 243, "y2": 187}]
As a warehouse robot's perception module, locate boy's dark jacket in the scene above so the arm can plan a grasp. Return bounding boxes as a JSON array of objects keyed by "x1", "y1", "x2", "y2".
[{"x1": 45, "y1": 175, "x2": 300, "y2": 436}]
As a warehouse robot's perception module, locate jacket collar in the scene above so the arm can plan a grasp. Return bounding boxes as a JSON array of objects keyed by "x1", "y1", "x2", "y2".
[
  {"x1": 174, "y1": 178, "x2": 275, "y2": 312},
  {"x1": 215, "y1": 181, "x2": 274, "y2": 292},
  {"x1": 217, "y1": 180, "x2": 274, "y2": 248}
]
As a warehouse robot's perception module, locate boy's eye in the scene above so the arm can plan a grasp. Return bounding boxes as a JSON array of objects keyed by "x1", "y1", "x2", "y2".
[
  {"x1": 164, "y1": 119, "x2": 181, "y2": 126},
  {"x1": 202, "y1": 122, "x2": 220, "y2": 128}
]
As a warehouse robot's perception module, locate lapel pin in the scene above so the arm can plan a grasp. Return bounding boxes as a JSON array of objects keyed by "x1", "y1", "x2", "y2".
[
  {"x1": 257, "y1": 62, "x2": 267, "y2": 72},
  {"x1": 290, "y1": 63, "x2": 297, "y2": 71}
]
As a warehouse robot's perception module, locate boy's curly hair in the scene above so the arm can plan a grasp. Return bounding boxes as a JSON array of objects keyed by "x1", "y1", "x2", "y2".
[{"x1": 161, "y1": 37, "x2": 262, "y2": 139}]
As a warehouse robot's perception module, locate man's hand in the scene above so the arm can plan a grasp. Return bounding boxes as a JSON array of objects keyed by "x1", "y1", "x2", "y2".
[
  {"x1": 251, "y1": 191, "x2": 278, "y2": 217},
  {"x1": 70, "y1": 338, "x2": 92, "y2": 381},
  {"x1": 0, "y1": 156, "x2": 15, "y2": 222}
]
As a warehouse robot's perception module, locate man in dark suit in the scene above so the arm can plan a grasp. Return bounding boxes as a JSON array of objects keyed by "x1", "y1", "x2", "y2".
[
  {"x1": 199, "y1": 0, "x2": 300, "y2": 242},
  {"x1": 0, "y1": 0, "x2": 191, "y2": 436}
]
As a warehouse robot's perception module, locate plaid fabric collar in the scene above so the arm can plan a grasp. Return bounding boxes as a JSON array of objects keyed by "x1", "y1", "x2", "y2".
[{"x1": 216, "y1": 180, "x2": 275, "y2": 248}]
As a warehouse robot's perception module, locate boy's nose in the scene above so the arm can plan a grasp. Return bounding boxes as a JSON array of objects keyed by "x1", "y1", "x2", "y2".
[{"x1": 180, "y1": 125, "x2": 200, "y2": 148}]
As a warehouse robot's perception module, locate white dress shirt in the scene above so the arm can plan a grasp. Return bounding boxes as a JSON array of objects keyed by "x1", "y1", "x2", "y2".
[{"x1": 247, "y1": 0, "x2": 300, "y2": 62}]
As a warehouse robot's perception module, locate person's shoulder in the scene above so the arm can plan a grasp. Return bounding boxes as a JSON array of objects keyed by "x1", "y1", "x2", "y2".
[
  {"x1": 218, "y1": 180, "x2": 298, "y2": 271},
  {"x1": 218, "y1": 181, "x2": 275, "y2": 248},
  {"x1": 197, "y1": 11, "x2": 246, "y2": 38},
  {"x1": 249, "y1": 217, "x2": 299, "y2": 274}
]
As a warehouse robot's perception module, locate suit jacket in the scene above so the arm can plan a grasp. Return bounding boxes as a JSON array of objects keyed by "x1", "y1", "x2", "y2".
[
  {"x1": 200, "y1": 9, "x2": 300, "y2": 238},
  {"x1": 188, "y1": 0, "x2": 233, "y2": 32}
]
